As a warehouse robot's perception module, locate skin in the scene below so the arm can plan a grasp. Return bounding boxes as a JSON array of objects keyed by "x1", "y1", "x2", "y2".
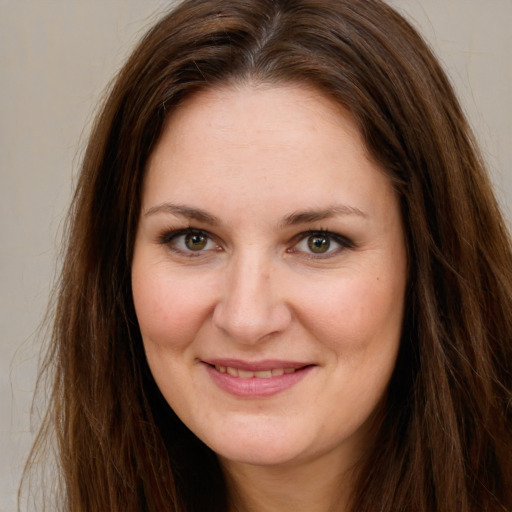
[{"x1": 132, "y1": 83, "x2": 408, "y2": 512}]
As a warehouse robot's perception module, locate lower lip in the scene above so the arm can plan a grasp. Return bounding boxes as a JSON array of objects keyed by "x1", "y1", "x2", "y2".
[{"x1": 204, "y1": 364, "x2": 313, "y2": 398}]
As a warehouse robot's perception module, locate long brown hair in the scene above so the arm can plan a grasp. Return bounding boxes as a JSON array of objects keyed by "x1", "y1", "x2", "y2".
[{"x1": 22, "y1": 0, "x2": 512, "y2": 510}]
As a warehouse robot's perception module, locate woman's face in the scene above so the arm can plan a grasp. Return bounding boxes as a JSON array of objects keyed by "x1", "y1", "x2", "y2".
[{"x1": 132, "y1": 84, "x2": 407, "y2": 472}]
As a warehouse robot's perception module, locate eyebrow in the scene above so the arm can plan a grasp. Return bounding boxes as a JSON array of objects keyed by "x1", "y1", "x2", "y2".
[
  {"x1": 281, "y1": 205, "x2": 368, "y2": 226},
  {"x1": 144, "y1": 203, "x2": 220, "y2": 225},
  {"x1": 144, "y1": 202, "x2": 367, "y2": 226}
]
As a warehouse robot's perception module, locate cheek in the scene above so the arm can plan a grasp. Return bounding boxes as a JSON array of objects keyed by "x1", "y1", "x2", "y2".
[
  {"x1": 291, "y1": 269, "x2": 405, "y2": 369},
  {"x1": 131, "y1": 263, "x2": 216, "y2": 351},
  {"x1": 305, "y1": 275, "x2": 400, "y2": 330}
]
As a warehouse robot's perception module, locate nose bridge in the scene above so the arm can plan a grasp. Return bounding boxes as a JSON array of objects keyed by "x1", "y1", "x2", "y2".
[{"x1": 213, "y1": 247, "x2": 290, "y2": 343}]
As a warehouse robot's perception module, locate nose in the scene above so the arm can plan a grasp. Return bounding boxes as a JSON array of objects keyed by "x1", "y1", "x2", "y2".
[{"x1": 212, "y1": 252, "x2": 292, "y2": 344}]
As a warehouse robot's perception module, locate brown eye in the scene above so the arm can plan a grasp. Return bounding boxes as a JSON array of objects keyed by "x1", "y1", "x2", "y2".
[
  {"x1": 185, "y1": 232, "x2": 208, "y2": 251},
  {"x1": 290, "y1": 230, "x2": 353, "y2": 258},
  {"x1": 307, "y1": 235, "x2": 330, "y2": 253},
  {"x1": 159, "y1": 228, "x2": 219, "y2": 256}
]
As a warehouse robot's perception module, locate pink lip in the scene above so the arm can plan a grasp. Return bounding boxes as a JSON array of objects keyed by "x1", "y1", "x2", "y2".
[{"x1": 202, "y1": 359, "x2": 314, "y2": 398}]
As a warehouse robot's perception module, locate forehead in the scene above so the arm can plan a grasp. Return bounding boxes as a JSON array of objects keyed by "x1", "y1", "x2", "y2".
[
  {"x1": 148, "y1": 82, "x2": 368, "y2": 171},
  {"x1": 142, "y1": 83, "x2": 395, "y2": 223}
]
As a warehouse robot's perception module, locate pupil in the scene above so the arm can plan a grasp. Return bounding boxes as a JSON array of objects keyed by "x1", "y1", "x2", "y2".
[
  {"x1": 185, "y1": 233, "x2": 207, "y2": 250},
  {"x1": 308, "y1": 235, "x2": 330, "y2": 253}
]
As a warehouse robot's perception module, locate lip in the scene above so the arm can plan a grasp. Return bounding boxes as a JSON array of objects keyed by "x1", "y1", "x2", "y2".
[{"x1": 202, "y1": 359, "x2": 315, "y2": 398}]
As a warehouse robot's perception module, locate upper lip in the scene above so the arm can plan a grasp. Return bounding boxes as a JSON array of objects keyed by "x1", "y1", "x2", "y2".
[{"x1": 202, "y1": 358, "x2": 312, "y2": 372}]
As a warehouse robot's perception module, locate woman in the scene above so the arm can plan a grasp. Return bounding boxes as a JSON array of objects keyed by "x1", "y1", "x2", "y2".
[{"x1": 23, "y1": 0, "x2": 512, "y2": 511}]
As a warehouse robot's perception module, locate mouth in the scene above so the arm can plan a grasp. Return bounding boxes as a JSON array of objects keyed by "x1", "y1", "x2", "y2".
[
  {"x1": 202, "y1": 359, "x2": 315, "y2": 397},
  {"x1": 210, "y1": 364, "x2": 306, "y2": 378}
]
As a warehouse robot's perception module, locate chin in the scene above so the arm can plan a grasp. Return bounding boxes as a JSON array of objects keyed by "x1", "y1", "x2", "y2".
[
  {"x1": 216, "y1": 442, "x2": 303, "y2": 467},
  {"x1": 196, "y1": 418, "x2": 314, "y2": 467}
]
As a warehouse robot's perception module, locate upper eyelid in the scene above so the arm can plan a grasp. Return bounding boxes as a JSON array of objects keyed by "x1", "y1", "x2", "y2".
[
  {"x1": 159, "y1": 227, "x2": 214, "y2": 243},
  {"x1": 158, "y1": 227, "x2": 353, "y2": 251},
  {"x1": 291, "y1": 229, "x2": 353, "y2": 246},
  {"x1": 158, "y1": 228, "x2": 220, "y2": 257}
]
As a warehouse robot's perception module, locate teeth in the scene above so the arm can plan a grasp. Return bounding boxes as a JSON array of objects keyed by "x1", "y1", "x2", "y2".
[
  {"x1": 226, "y1": 367, "x2": 238, "y2": 377},
  {"x1": 254, "y1": 370, "x2": 272, "y2": 378},
  {"x1": 214, "y1": 365, "x2": 299, "y2": 377}
]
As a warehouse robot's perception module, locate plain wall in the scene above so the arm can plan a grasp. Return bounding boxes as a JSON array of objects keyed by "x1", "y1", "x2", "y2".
[{"x1": 1, "y1": 1, "x2": 510, "y2": 510}]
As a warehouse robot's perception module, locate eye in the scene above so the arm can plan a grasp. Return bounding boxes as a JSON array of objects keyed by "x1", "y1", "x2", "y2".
[
  {"x1": 291, "y1": 231, "x2": 353, "y2": 257},
  {"x1": 159, "y1": 228, "x2": 219, "y2": 255},
  {"x1": 183, "y1": 232, "x2": 209, "y2": 251},
  {"x1": 306, "y1": 234, "x2": 331, "y2": 254}
]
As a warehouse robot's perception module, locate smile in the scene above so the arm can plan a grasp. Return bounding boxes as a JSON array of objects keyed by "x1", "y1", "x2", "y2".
[
  {"x1": 203, "y1": 360, "x2": 314, "y2": 398},
  {"x1": 214, "y1": 365, "x2": 300, "y2": 378}
]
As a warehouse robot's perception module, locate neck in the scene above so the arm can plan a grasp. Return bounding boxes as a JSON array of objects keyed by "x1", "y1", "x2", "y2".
[{"x1": 220, "y1": 450, "x2": 357, "y2": 512}]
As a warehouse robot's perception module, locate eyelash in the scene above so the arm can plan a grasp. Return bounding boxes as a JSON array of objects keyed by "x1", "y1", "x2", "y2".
[
  {"x1": 157, "y1": 227, "x2": 354, "y2": 258},
  {"x1": 158, "y1": 228, "x2": 220, "y2": 256},
  {"x1": 288, "y1": 229, "x2": 354, "y2": 258}
]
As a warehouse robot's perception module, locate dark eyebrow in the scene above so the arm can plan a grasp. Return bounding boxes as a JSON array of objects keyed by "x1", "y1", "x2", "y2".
[
  {"x1": 144, "y1": 202, "x2": 366, "y2": 227},
  {"x1": 144, "y1": 203, "x2": 220, "y2": 225},
  {"x1": 281, "y1": 205, "x2": 368, "y2": 226}
]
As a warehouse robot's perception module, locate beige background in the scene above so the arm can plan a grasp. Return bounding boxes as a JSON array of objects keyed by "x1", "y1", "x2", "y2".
[{"x1": 1, "y1": 1, "x2": 510, "y2": 510}]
